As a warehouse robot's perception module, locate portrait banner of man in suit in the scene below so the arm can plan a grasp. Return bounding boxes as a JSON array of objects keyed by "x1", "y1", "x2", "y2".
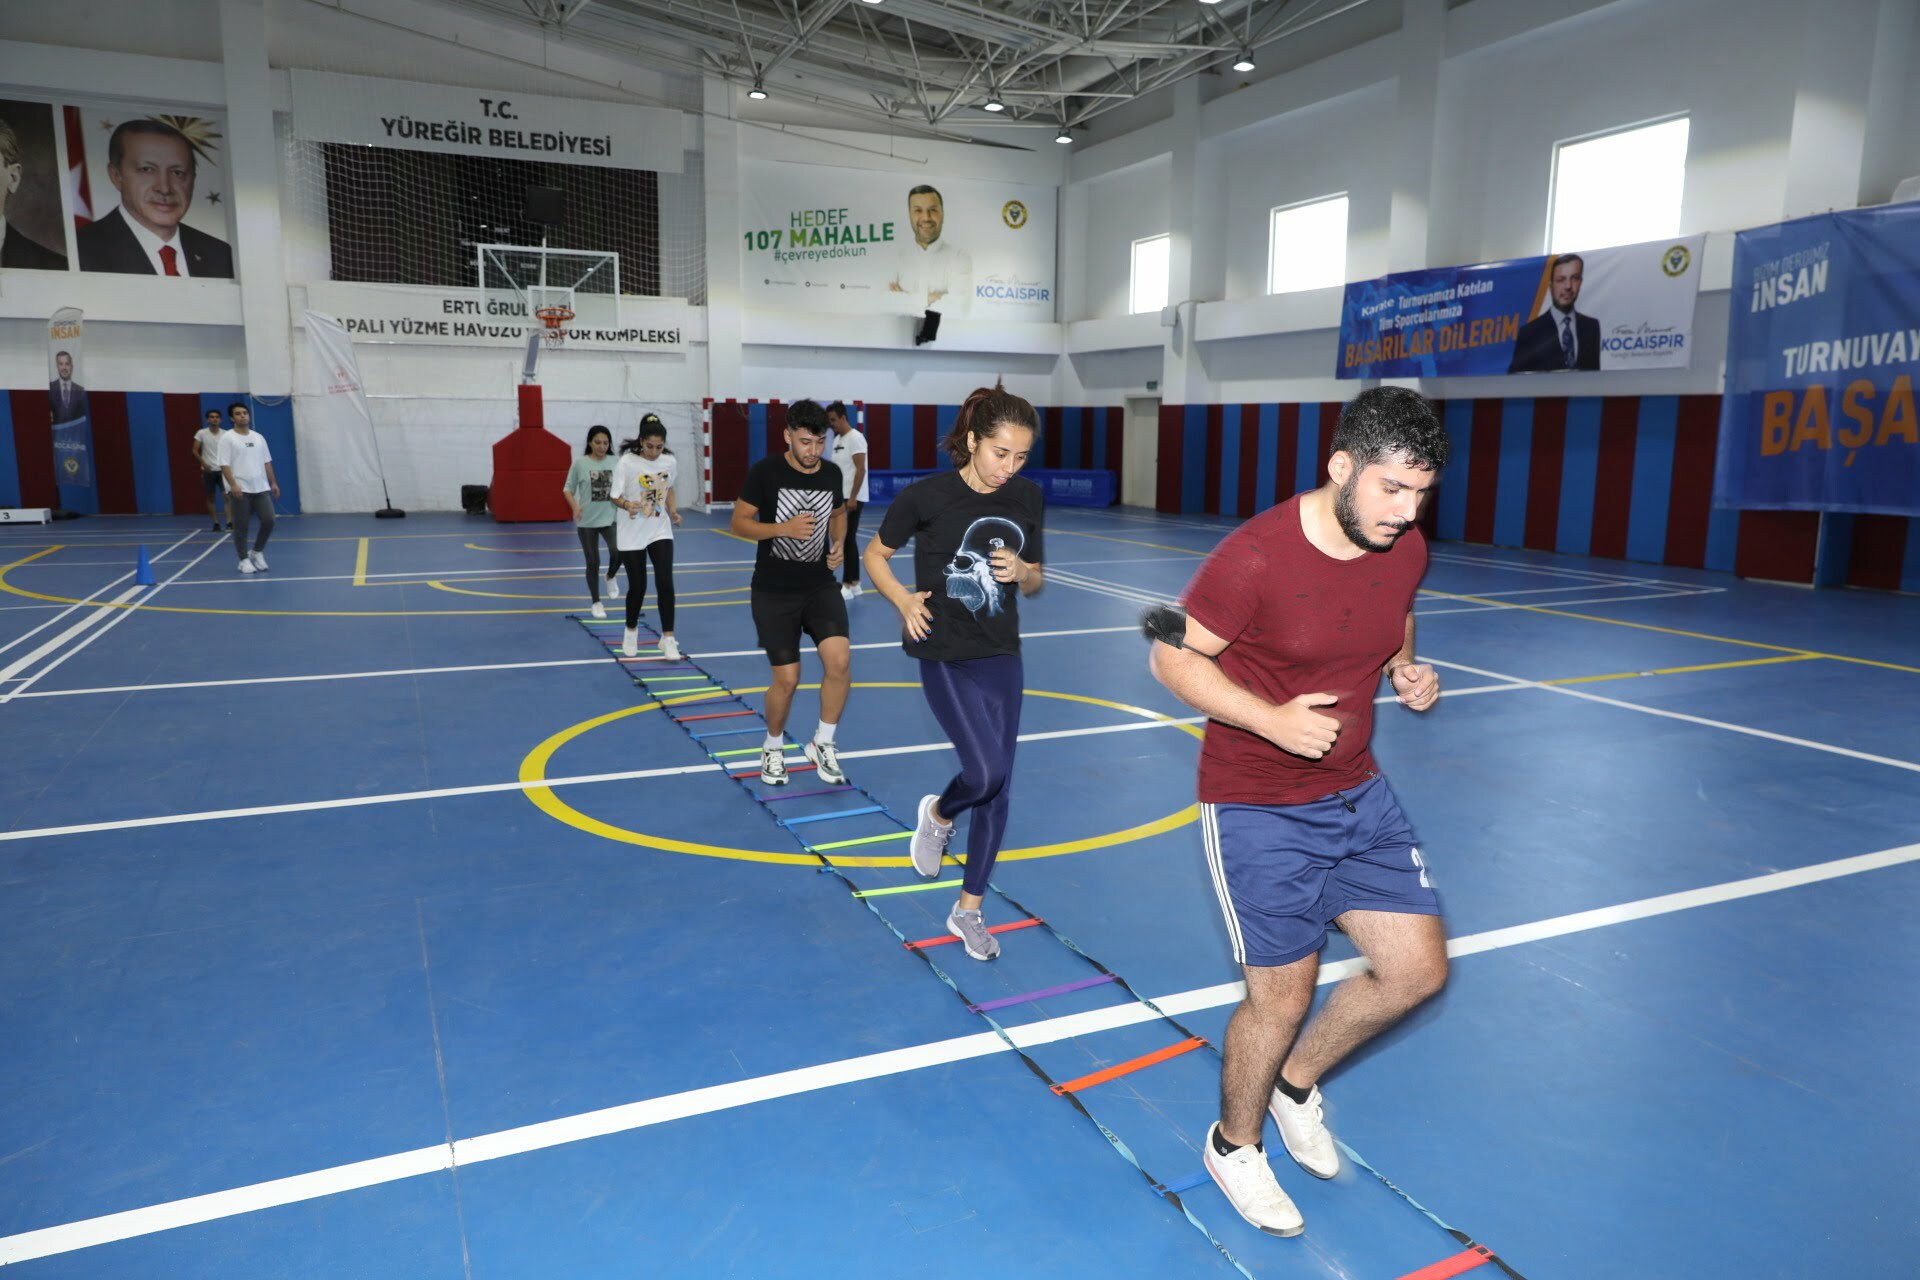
[
  {"x1": 48, "y1": 309, "x2": 94, "y2": 492},
  {"x1": 70, "y1": 109, "x2": 234, "y2": 279},
  {"x1": 1508, "y1": 254, "x2": 1603, "y2": 373},
  {"x1": 0, "y1": 99, "x2": 71, "y2": 271}
]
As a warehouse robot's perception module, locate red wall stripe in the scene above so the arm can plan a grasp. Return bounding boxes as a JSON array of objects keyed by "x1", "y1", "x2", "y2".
[
  {"x1": 1316, "y1": 401, "x2": 1340, "y2": 486},
  {"x1": 162, "y1": 393, "x2": 207, "y2": 514},
  {"x1": 1274, "y1": 403, "x2": 1300, "y2": 498},
  {"x1": 1202, "y1": 404, "x2": 1224, "y2": 515},
  {"x1": 87, "y1": 391, "x2": 137, "y2": 515},
  {"x1": 1523, "y1": 397, "x2": 1567, "y2": 550},
  {"x1": 1041, "y1": 406, "x2": 1063, "y2": 469},
  {"x1": 1463, "y1": 398, "x2": 1504, "y2": 544},
  {"x1": 1662, "y1": 394, "x2": 1722, "y2": 569},
  {"x1": 1237, "y1": 403, "x2": 1260, "y2": 517},
  {"x1": 1735, "y1": 509, "x2": 1819, "y2": 582},
  {"x1": 710, "y1": 401, "x2": 749, "y2": 499},
  {"x1": 1846, "y1": 515, "x2": 1908, "y2": 590},
  {"x1": 9, "y1": 389, "x2": 55, "y2": 508},
  {"x1": 1156, "y1": 405, "x2": 1185, "y2": 513},
  {"x1": 1588, "y1": 396, "x2": 1641, "y2": 561},
  {"x1": 912, "y1": 404, "x2": 937, "y2": 469},
  {"x1": 865, "y1": 403, "x2": 891, "y2": 469}
]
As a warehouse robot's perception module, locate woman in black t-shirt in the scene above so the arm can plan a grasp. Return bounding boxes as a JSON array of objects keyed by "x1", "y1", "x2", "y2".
[{"x1": 864, "y1": 382, "x2": 1045, "y2": 961}]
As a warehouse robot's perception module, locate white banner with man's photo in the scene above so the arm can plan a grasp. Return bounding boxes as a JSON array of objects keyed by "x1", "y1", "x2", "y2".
[{"x1": 741, "y1": 159, "x2": 1056, "y2": 320}]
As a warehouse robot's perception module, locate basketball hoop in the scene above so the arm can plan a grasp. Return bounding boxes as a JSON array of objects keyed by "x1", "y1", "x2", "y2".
[{"x1": 534, "y1": 304, "x2": 575, "y2": 346}]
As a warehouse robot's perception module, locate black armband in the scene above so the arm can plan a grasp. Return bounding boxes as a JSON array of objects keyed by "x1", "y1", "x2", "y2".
[{"x1": 1140, "y1": 603, "x2": 1193, "y2": 651}]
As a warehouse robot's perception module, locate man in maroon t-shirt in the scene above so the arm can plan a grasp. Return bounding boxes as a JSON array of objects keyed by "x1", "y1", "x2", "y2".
[{"x1": 1148, "y1": 387, "x2": 1451, "y2": 1238}]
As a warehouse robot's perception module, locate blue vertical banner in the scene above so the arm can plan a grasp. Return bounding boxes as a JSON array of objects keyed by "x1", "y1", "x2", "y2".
[
  {"x1": 1714, "y1": 205, "x2": 1920, "y2": 515},
  {"x1": 48, "y1": 307, "x2": 95, "y2": 498}
]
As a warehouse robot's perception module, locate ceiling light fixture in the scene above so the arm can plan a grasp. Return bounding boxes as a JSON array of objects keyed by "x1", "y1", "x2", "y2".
[
  {"x1": 1055, "y1": 127, "x2": 1073, "y2": 144},
  {"x1": 983, "y1": 95, "x2": 1005, "y2": 112},
  {"x1": 748, "y1": 80, "x2": 768, "y2": 100},
  {"x1": 1232, "y1": 50, "x2": 1256, "y2": 72}
]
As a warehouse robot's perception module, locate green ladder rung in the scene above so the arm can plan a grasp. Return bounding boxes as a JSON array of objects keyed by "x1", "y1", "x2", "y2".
[
  {"x1": 808, "y1": 829, "x2": 914, "y2": 853},
  {"x1": 851, "y1": 878, "x2": 966, "y2": 898}
]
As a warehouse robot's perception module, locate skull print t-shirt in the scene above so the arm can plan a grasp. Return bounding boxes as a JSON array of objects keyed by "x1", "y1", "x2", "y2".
[
  {"x1": 877, "y1": 469, "x2": 1046, "y2": 662},
  {"x1": 738, "y1": 453, "x2": 846, "y2": 591}
]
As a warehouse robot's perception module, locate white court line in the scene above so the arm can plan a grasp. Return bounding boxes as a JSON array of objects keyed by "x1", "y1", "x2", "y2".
[
  {"x1": 3, "y1": 838, "x2": 1911, "y2": 1266},
  {"x1": 5, "y1": 559, "x2": 755, "y2": 581},
  {"x1": 0, "y1": 529, "x2": 199, "y2": 662},
  {"x1": 8, "y1": 625, "x2": 1148, "y2": 700},
  {"x1": 0, "y1": 684, "x2": 1532, "y2": 843},
  {"x1": 1414, "y1": 586, "x2": 1722, "y2": 617},
  {"x1": 1427, "y1": 656, "x2": 1920, "y2": 774}
]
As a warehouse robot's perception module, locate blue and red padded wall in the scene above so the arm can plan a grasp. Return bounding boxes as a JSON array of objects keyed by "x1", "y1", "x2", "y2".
[
  {"x1": 0, "y1": 389, "x2": 300, "y2": 514},
  {"x1": 707, "y1": 400, "x2": 1125, "y2": 502},
  {"x1": 1154, "y1": 396, "x2": 1919, "y2": 591}
]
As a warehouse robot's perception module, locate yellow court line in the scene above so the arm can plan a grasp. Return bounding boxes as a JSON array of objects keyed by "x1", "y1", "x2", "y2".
[
  {"x1": 423, "y1": 579, "x2": 753, "y2": 603},
  {"x1": 700, "y1": 527, "x2": 759, "y2": 546},
  {"x1": 353, "y1": 538, "x2": 369, "y2": 587},
  {"x1": 1541, "y1": 654, "x2": 1824, "y2": 686},
  {"x1": 1048, "y1": 528, "x2": 1210, "y2": 556},
  {"x1": 1419, "y1": 589, "x2": 1920, "y2": 675},
  {"x1": 520, "y1": 682, "x2": 1204, "y2": 867}
]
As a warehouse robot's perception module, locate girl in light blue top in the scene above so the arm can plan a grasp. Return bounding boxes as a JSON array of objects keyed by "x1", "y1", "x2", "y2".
[{"x1": 564, "y1": 425, "x2": 621, "y2": 617}]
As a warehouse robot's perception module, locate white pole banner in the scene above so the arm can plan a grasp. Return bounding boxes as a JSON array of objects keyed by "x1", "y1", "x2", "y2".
[{"x1": 299, "y1": 311, "x2": 386, "y2": 513}]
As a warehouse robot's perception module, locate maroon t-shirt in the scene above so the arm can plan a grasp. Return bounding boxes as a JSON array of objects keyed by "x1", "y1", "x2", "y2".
[{"x1": 1182, "y1": 493, "x2": 1427, "y2": 805}]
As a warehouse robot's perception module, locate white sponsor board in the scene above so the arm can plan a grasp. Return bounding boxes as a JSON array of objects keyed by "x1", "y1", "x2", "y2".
[{"x1": 296, "y1": 282, "x2": 688, "y2": 353}]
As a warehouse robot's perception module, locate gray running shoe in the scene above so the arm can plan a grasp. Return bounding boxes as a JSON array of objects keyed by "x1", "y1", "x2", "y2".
[
  {"x1": 946, "y1": 904, "x2": 999, "y2": 961},
  {"x1": 759, "y1": 746, "x2": 789, "y2": 786},
  {"x1": 805, "y1": 739, "x2": 846, "y2": 785},
  {"x1": 911, "y1": 794, "x2": 953, "y2": 876}
]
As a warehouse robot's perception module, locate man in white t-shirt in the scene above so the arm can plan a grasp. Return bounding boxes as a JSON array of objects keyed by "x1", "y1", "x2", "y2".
[
  {"x1": 190, "y1": 407, "x2": 226, "y2": 531},
  {"x1": 827, "y1": 400, "x2": 870, "y2": 599},
  {"x1": 216, "y1": 402, "x2": 279, "y2": 574}
]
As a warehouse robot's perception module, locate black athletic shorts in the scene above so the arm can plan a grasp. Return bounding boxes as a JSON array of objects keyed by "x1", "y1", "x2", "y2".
[
  {"x1": 201, "y1": 470, "x2": 225, "y2": 499},
  {"x1": 751, "y1": 581, "x2": 849, "y2": 666}
]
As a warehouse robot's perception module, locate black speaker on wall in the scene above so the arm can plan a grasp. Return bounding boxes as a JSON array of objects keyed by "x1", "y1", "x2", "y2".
[
  {"x1": 914, "y1": 308, "x2": 942, "y2": 346},
  {"x1": 521, "y1": 186, "x2": 566, "y2": 226}
]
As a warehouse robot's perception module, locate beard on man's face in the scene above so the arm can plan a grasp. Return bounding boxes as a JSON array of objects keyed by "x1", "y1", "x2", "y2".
[{"x1": 1334, "y1": 474, "x2": 1412, "y2": 554}]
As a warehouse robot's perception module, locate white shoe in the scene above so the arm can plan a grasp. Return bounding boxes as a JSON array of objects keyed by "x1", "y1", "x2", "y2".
[
  {"x1": 605, "y1": 577, "x2": 621, "y2": 598},
  {"x1": 805, "y1": 739, "x2": 846, "y2": 785},
  {"x1": 1203, "y1": 1124, "x2": 1304, "y2": 1237},
  {"x1": 841, "y1": 583, "x2": 862, "y2": 601},
  {"x1": 659, "y1": 636, "x2": 681, "y2": 661},
  {"x1": 759, "y1": 746, "x2": 789, "y2": 786},
  {"x1": 910, "y1": 794, "x2": 954, "y2": 877},
  {"x1": 945, "y1": 904, "x2": 999, "y2": 961},
  {"x1": 622, "y1": 628, "x2": 639, "y2": 657},
  {"x1": 1269, "y1": 1084, "x2": 1340, "y2": 1179},
  {"x1": 237, "y1": 559, "x2": 257, "y2": 574},
  {"x1": 248, "y1": 550, "x2": 268, "y2": 570},
  {"x1": 590, "y1": 601, "x2": 607, "y2": 619}
]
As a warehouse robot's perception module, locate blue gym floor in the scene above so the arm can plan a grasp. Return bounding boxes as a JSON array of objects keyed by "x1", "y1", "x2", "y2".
[{"x1": 1, "y1": 504, "x2": 1915, "y2": 1279}]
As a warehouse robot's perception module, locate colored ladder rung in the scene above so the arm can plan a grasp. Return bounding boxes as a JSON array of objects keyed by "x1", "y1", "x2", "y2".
[
  {"x1": 969, "y1": 974, "x2": 1117, "y2": 1014},
  {"x1": 674, "y1": 710, "x2": 758, "y2": 723},
  {"x1": 809, "y1": 829, "x2": 913, "y2": 853},
  {"x1": 759, "y1": 786, "x2": 845, "y2": 802},
  {"x1": 903, "y1": 917, "x2": 1044, "y2": 950},
  {"x1": 780, "y1": 805, "x2": 884, "y2": 827},
  {"x1": 1049, "y1": 1037, "x2": 1208, "y2": 1096},
  {"x1": 690, "y1": 726, "x2": 768, "y2": 740},
  {"x1": 639, "y1": 674, "x2": 708, "y2": 682},
  {"x1": 731, "y1": 762, "x2": 814, "y2": 779},
  {"x1": 662, "y1": 693, "x2": 739, "y2": 708},
  {"x1": 1155, "y1": 1169, "x2": 1213, "y2": 1197},
  {"x1": 851, "y1": 878, "x2": 965, "y2": 898},
  {"x1": 1390, "y1": 1248, "x2": 1498, "y2": 1280},
  {"x1": 710, "y1": 745, "x2": 779, "y2": 758}
]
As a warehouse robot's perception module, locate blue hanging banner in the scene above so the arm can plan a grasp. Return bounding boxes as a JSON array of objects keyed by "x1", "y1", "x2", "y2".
[
  {"x1": 47, "y1": 307, "x2": 94, "y2": 494},
  {"x1": 1714, "y1": 205, "x2": 1920, "y2": 515},
  {"x1": 1336, "y1": 235, "x2": 1705, "y2": 380}
]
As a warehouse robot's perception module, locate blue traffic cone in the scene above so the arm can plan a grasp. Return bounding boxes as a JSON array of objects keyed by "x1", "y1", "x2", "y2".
[{"x1": 134, "y1": 545, "x2": 156, "y2": 587}]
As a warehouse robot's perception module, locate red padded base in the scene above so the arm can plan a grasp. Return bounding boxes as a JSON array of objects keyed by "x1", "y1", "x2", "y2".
[{"x1": 491, "y1": 421, "x2": 574, "y2": 523}]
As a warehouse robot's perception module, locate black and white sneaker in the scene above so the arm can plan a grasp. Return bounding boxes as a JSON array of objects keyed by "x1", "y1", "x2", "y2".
[
  {"x1": 760, "y1": 746, "x2": 789, "y2": 786},
  {"x1": 805, "y1": 740, "x2": 846, "y2": 785}
]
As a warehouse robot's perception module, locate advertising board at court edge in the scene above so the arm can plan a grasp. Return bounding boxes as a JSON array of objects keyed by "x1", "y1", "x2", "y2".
[{"x1": 741, "y1": 158, "x2": 1057, "y2": 321}]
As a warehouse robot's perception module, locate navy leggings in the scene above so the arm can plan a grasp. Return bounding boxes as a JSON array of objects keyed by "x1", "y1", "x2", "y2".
[{"x1": 920, "y1": 653, "x2": 1023, "y2": 896}]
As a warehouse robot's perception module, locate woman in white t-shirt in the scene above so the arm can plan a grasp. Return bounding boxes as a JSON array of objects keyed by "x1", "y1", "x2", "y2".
[{"x1": 611, "y1": 413, "x2": 682, "y2": 658}]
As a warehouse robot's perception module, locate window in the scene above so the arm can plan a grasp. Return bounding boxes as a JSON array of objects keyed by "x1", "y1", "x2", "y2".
[
  {"x1": 1130, "y1": 233, "x2": 1169, "y2": 315},
  {"x1": 1548, "y1": 116, "x2": 1689, "y2": 254},
  {"x1": 1268, "y1": 194, "x2": 1349, "y2": 294}
]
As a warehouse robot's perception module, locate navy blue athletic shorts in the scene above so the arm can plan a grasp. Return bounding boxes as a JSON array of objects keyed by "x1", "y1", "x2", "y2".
[{"x1": 1200, "y1": 774, "x2": 1441, "y2": 968}]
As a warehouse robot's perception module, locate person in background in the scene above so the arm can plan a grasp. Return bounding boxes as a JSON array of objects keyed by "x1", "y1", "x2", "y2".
[
  {"x1": 191, "y1": 407, "x2": 226, "y2": 531},
  {"x1": 827, "y1": 400, "x2": 869, "y2": 600},
  {"x1": 611, "y1": 414, "x2": 682, "y2": 661},
  {"x1": 564, "y1": 425, "x2": 620, "y2": 618},
  {"x1": 217, "y1": 402, "x2": 278, "y2": 574}
]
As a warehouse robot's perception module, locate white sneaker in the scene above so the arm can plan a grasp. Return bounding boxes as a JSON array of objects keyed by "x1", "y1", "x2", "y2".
[
  {"x1": 1269, "y1": 1084, "x2": 1339, "y2": 1179},
  {"x1": 237, "y1": 559, "x2": 257, "y2": 575},
  {"x1": 605, "y1": 576, "x2": 621, "y2": 598},
  {"x1": 1203, "y1": 1124, "x2": 1304, "y2": 1237},
  {"x1": 622, "y1": 628, "x2": 638, "y2": 657},
  {"x1": 590, "y1": 601, "x2": 607, "y2": 619},
  {"x1": 659, "y1": 636, "x2": 681, "y2": 661},
  {"x1": 759, "y1": 746, "x2": 789, "y2": 786},
  {"x1": 840, "y1": 583, "x2": 862, "y2": 601},
  {"x1": 805, "y1": 739, "x2": 846, "y2": 785},
  {"x1": 910, "y1": 794, "x2": 954, "y2": 877},
  {"x1": 248, "y1": 550, "x2": 268, "y2": 570},
  {"x1": 945, "y1": 905, "x2": 999, "y2": 961}
]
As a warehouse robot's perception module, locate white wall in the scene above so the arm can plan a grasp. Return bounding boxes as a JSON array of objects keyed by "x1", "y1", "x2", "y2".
[{"x1": 1072, "y1": 158, "x2": 1171, "y2": 322}]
